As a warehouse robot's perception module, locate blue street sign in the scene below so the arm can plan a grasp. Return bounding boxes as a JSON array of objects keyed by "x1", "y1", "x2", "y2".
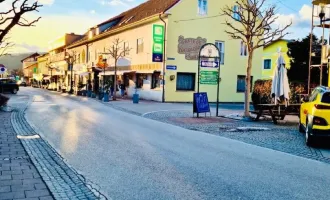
[
  {"x1": 200, "y1": 61, "x2": 219, "y2": 68},
  {"x1": 166, "y1": 65, "x2": 177, "y2": 70}
]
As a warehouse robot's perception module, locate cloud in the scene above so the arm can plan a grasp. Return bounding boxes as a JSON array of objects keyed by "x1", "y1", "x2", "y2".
[
  {"x1": 8, "y1": 12, "x2": 109, "y2": 53},
  {"x1": 100, "y1": 0, "x2": 135, "y2": 7},
  {"x1": 39, "y1": 0, "x2": 55, "y2": 5}
]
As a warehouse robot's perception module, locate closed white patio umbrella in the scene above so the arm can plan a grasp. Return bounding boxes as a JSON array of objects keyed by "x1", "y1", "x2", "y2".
[{"x1": 271, "y1": 47, "x2": 290, "y2": 106}]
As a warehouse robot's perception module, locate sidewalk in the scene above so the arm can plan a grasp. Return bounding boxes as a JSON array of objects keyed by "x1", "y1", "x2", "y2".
[{"x1": 0, "y1": 111, "x2": 53, "y2": 200}]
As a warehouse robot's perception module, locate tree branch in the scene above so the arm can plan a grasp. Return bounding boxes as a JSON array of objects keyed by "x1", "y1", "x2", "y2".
[{"x1": 0, "y1": 0, "x2": 42, "y2": 43}]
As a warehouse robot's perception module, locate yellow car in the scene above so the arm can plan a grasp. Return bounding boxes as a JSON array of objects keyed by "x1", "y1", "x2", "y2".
[{"x1": 299, "y1": 86, "x2": 330, "y2": 146}]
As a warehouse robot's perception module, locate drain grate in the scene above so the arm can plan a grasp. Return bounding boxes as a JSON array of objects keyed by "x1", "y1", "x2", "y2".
[{"x1": 17, "y1": 135, "x2": 40, "y2": 139}]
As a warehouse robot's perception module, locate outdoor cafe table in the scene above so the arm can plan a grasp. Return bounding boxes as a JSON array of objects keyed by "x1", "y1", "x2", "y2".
[{"x1": 251, "y1": 104, "x2": 301, "y2": 124}]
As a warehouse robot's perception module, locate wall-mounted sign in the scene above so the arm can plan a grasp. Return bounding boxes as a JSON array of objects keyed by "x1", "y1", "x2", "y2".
[
  {"x1": 152, "y1": 24, "x2": 164, "y2": 62},
  {"x1": 166, "y1": 65, "x2": 177, "y2": 70},
  {"x1": 178, "y1": 36, "x2": 207, "y2": 60},
  {"x1": 167, "y1": 57, "x2": 175, "y2": 60}
]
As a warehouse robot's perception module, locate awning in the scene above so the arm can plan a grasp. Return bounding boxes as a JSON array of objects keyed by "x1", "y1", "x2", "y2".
[
  {"x1": 100, "y1": 70, "x2": 135, "y2": 76},
  {"x1": 136, "y1": 70, "x2": 159, "y2": 74},
  {"x1": 43, "y1": 76, "x2": 51, "y2": 80},
  {"x1": 79, "y1": 72, "x2": 90, "y2": 77}
]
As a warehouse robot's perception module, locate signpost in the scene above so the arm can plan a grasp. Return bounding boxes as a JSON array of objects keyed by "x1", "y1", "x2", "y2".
[
  {"x1": 152, "y1": 24, "x2": 164, "y2": 62},
  {"x1": 200, "y1": 61, "x2": 219, "y2": 68},
  {"x1": 200, "y1": 71, "x2": 218, "y2": 85},
  {"x1": 0, "y1": 64, "x2": 6, "y2": 78},
  {"x1": 195, "y1": 43, "x2": 222, "y2": 117}
]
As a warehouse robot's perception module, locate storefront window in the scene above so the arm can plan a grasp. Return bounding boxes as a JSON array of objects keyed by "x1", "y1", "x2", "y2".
[
  {"x1": 152, "y1": 72, "x2": 160, "y2": 89},
  {"x1": 136, "y1": 73, "x2": 147, "y2": 88}
]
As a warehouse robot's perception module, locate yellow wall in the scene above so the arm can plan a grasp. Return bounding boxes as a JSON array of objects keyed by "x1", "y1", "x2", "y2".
[
  {"x1": 165, "y1": 0, "x2": 263, "y2": 102},
  {"x1": 262, "y1": 40, "x2": 291, "y2": 79}
]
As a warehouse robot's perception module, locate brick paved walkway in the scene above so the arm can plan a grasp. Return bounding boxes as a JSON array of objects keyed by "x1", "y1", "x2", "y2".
[{"x1": 0, "y1": 111, "x2": 54, "y2": 200}]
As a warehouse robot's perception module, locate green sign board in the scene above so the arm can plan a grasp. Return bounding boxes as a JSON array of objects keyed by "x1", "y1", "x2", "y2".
[
  {"x1": 33, "y1": 67, "x2": 37, "y2": 73},
  {"x1": 152, "y1": 24, "x2": 164, "y2": 62},
  {"x1": 200, "y1": 71, "x2": 218, "y2": 85}
]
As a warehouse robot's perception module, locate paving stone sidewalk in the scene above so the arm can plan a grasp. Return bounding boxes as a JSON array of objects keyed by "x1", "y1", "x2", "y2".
[{"x1": 0, "y1": 111, "x2": 54, "y2": 200}]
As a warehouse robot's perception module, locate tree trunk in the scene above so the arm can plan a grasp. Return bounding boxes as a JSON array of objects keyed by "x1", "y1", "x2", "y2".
[
  {"x1": 113, "y1": 63, "x2": 117, "y2": 100},
  {"x1": 244, "y1": 51, "x2": 254, "y2": 117}
]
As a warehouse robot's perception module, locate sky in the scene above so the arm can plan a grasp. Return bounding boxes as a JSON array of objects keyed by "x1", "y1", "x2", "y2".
[{"x1": 0, "y1": 0, "x2": 322, "y2": 53}]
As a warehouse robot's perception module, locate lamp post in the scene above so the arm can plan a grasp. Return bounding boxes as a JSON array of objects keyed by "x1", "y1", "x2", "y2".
[
  {"x1": 65, "y1": 53, "x2": 74, "y2": 94},
  {"x1": 102, "y1": 58, "x2": 107, "y2": 94}
]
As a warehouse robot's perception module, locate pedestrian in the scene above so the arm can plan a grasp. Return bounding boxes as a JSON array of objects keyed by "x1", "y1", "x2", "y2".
[
  {"x1": 110, "y1": 84, "x2": 114, "y2": 97},
  {"x1": 120, "y1": 82, "x2": 126, "y2": 98}
]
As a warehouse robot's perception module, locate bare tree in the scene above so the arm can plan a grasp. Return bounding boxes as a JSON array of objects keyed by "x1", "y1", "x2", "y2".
[
  {"x1": 0, "y1": 0, "x2": 42, "y2": 43},
  {"x1": 222, "y1": 0, "x2": 291, "y2": 117},
  {"x1": 0, "y1": 37, "x2": 14, "y2": 57},
  {"x1": 102, "y1": 38, "x2": 131, "y2": 100}
]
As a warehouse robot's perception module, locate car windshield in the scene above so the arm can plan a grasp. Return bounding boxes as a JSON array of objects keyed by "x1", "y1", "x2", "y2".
[{"x1": 321, "y1": 92, "x2": 330, "y2": 104}]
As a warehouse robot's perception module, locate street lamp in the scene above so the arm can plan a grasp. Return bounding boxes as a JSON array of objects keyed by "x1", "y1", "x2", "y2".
[
  {"x1": 102, "y1": 58, "x2": 107, "y2": 95},
  {"x1": 65, "y1": 53, "x2": 74, "y2": 94}
]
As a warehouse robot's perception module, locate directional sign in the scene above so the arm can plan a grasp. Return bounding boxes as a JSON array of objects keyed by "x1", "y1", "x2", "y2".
[
  {"x1": 200, "y1": 71, "x2": 218, "y2": 85},
  {"x1": 200, "y1": 61, "x2": 219, "y2": 68},
  {"x1": 166, "y1": 65, "x2": 177, "y2": 70}
]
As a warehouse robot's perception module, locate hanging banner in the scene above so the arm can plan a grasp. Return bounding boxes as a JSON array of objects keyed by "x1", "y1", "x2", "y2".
[{"x1": 152, "y1": 24, "x2": 164, "y2": 62}]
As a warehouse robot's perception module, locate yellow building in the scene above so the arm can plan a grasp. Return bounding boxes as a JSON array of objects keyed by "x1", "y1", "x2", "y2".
[
  {"x1": 67, "y1": 0, "x2": 263, "y2": 102},
  {"x1": 262, "y1": 39, "x2": 292, "y2": 79}
]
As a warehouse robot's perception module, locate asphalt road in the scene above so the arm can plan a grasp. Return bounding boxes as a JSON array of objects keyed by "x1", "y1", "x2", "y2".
[{"x1": 18, "y1": 88, "x2": 330, "y2": 200}]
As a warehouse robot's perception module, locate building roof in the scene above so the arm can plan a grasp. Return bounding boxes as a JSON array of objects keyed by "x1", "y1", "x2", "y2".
[
  {"x1": 68, "y1": 0, "x2": 179, "y2": 48},
  {"x1": 20, "y1": 53, "x2": 40, "y2": 63},
  {"x1": 264, "y1": 39, "x2": 294, "y2": 48}
]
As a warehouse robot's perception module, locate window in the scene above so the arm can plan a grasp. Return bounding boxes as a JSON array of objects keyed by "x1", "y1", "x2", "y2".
[
  {"x1": 151, "y1": 72, "x2": 161, "y2": 89},
  {"x1": 198, "y1": 0, "x2": 208, "y2": 16},
  {"x1": 176, "y1": 73, "x2": 196, "y2": 91},
  {"x1": 236, "y1": 75, "x2": 253, "y2": 93},
  {"x1": 240, "y1": 41, "x2": 247, "y2": 56},
  {"x1": 233, "y1": 5, "x2": 241, "y2": 21},
  {"x1": 264, "y1": 59, "x2": 271, "y2": 69},
  {"x1": 137, "y1": 38, "x2": 144, "y2": 54},
  {"x1": 136, "y1": 73, "x2": 147, "y2": 88},
  {"x1": 124, "y1": 42, "x2": 130, "y2": 56},
  {"x1": 215, "y1": 41, "x2": 225, "y2": 64},
  {"x1": 321, "y1": 92, "x2": 330, "y2": 103}
]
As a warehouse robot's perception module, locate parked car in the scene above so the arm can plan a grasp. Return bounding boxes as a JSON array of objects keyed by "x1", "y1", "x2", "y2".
[
  {"x1": 0, "y1": 78, "x2": 19, "y2": 94},
  {"x1": 17, "y1": 81, "x2": 27, "y2": 87},
  {"x1": 299, "y1": 86, "x2": 330, "y2": 146}
]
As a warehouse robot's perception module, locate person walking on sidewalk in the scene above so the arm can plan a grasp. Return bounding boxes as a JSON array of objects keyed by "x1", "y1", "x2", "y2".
[{"x1": 120, "y1": 82, "x2": 126, "y2": 98}]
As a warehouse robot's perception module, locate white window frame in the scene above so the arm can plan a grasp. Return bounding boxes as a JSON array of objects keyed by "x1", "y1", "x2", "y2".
[
  {"x1": 240, "y1": 41, "x2": 248, "y2": 56},
  {"x1": 215, "y1": 41, "x2": 225, "y2": 65},
  {"x1": 198, "y1": 0, "x2": 208, "y2": 16}
]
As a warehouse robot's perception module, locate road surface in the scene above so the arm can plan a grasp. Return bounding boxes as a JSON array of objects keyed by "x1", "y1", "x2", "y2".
[{"x1": 16, "y1": 88, "x2": 330, "y2": 200}]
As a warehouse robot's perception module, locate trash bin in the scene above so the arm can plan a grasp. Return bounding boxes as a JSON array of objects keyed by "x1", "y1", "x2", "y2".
[
  {"x1": 133, "y1": 93, "x2": 139, "y2": 104},
  {"x1": 87, "y1": 90, "x2": 92, "y2": 97},
  {"x1": 104, "y1": 93, "x2": 109, "y2": 102},
  {"x1": 91, "y1": 93, "x2": 96, "y2": 98},
  {"x1": 98, "y1": 93, "x2": 103, "y2": 100}
]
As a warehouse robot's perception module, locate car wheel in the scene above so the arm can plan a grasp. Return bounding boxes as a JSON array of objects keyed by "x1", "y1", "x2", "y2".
[
  {"x1": 305, "y1": 121, "x2": 314, "y2": 147},
  {"x1": 11, "y1": 88, "x2": 18, "y2": 94}
]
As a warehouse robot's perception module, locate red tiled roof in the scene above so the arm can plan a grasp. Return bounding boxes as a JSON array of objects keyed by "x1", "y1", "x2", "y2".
[
  {"x1": 21, "y1": 53, "x2": 40, "y2": 63},
  {"x1": 68, "y1": 0, "x2": 179, "y2": 47}
]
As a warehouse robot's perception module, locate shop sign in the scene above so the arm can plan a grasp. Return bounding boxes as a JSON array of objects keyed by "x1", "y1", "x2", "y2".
[
  {"x1": 200, "y1": 71, "x2": 218, "y2": 85},
  {"x1": 178, "y1": 36, "x2": 207, "y2": 60},
  {"x1": 152, "y1": 24, "x2": 164, "y2": 62}
]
